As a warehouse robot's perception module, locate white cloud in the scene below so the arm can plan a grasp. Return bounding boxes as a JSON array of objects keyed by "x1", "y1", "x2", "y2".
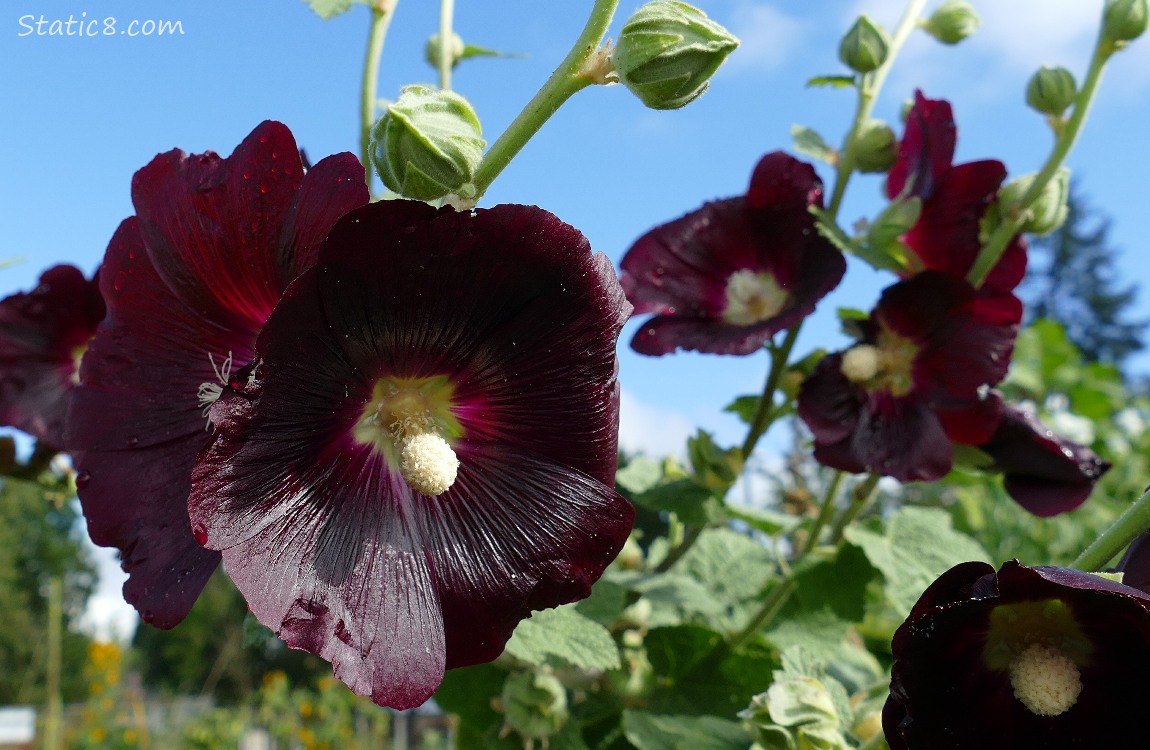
[
  {"x1": 618, "y1": 389, "x2": 695, "y2": 458},
  {"x1": 77, "y1": 542, "x2": 138, "y2": 643},
  {"x1": 725, "y1": 2, "x2": 808, "y2": 72}
]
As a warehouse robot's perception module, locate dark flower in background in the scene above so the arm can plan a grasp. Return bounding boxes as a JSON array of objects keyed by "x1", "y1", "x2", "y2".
[
  {"x1": 798, "y1": 271, "x2": 1019, "y2": 482},
  {"x1": 67, "y1": 121, "x2": 368, "y2": 628},
  {"x1": 977, "y1": 404, "x2": 1111, "y2": 516},
  {"x1": 884, "y1": 560, "x2": 1150, "y2": 748},
  {"x1": 887, "y1": 91, "x2": 1027, "y2": 298},
  {"x1": 619, "y1": 151, "x2": 846, "y2": 355},
  {"x1": 188, "y1": 200, "x2": 635, "y2": 710},
  {"x1": 0, "y1": 265, "x2": 104, "y2": 449}
]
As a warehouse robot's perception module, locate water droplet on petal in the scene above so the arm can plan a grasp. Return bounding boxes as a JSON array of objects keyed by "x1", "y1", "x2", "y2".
[
  {"x1": 127, "y1": 435, "x2": 139, "y2": 448},
  {"x1": 192, "y1": 524, "x2": 208, "y2": 546},
  {"x1": 75, "y1": 470, "x2": 91, "y2": 489}
]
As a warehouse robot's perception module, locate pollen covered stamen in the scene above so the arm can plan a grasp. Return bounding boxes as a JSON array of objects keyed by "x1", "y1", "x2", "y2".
[
  {"x1": 196, "y1": 351, "x2": 234, "y2": 429},
  {"x1": 723, "y1": 269, "x2": 789, "y2": 326},
  {"x1": 841, "y1": 344, "x2": 881, "y2": 382},
  {"x1": 1009, "y1": 643, "x2": 1083, "y2": 716},
  {"x1": 398, "y1": 429, "x2": 459, "y2": 497}
]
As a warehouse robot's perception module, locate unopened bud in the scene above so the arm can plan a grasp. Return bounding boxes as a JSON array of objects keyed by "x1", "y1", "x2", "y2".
[
  {"x1": 425, "y1": 32, "x2": 465, "y2": 70},
  {"x1": 501, "y1": 672, "x2": 568, "y2": 740},
  {"x1": 612, "y1": 0, "x2": 739, "y2": 110},
  {"x1": 1026, "y1": 66, "x2": 1078, "y2": 117},
  {"x1": 854, "y1": 119, "x2": 897, "y2": 173},
  {"x1": 369, "y1": 85, "x2": 486, "y2": 201},
  {"x1": 1103, "y1": 0, "x2": 1149, "y2": 43},
  {"x1": 922, "y1": 1, "x2": 981, "y2": 45},
  {"x1": 839, "y1": 15, "x2": 890, "y2": 74},
  {"x1": 997, "y1": 168, "x2": 1070, "y2": 236}
]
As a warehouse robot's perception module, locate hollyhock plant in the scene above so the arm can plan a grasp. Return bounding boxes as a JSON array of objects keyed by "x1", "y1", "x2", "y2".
[
  {"x1": 67, "y1": 121, "x2": 369, "y2": 628},
  {"x1": 188, "y1": 199, "x2": 635, "y2": 710},
  {"x1": 977, "y1": 403, "x2": 1111, "y2": 517},
  {"x1": 797, "y1": 270, "x2": 1019, "y2": 481},
  {"x1": 886, "y1": 91, "x2": 1027, "y2": 298},
  {"x1": 0, "y1": 265, "x2": 104, "y2": 449},
  {"x1": 619, "y1": 150, "x2": 846, "y2": 355},
  {"x1": 884, "y1": 560, "x2": 1150, "y2": 749}
]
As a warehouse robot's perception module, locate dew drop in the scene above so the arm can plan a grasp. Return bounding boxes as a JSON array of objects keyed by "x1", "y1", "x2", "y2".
[
  {"x1": 75, "y1": 470, "x2": 91, "y2": 489},
  {"x1": 127, "y1": 435, "x2": 139, "y2": 448},
  {"x1": 243, "y1": 171, "x2": 252, "y2": 180},
  {"x1": 113, "y1": 273, "x2": 128, "y2": 294},
  {"x1": 192, "y1": 524, "x2": 208, "y2": 546},
  {"x1": 142, "y1": 610, "x2": 155, "y2": 623}
]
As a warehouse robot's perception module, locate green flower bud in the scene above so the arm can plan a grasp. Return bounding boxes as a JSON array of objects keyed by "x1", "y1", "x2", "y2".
[
  {"x1": 1103, "y1": 0, "x2": 1149, "y2": 42},
  {"x1": 922, "y1": 1, "x2": 981, "y2": 45},
  {"x1": 612, "y1": 0, "x2": 739, "y2": 110},
  {"x1": 1026, "y1": 66, "x2": 1078, "y2": 117},
  {"x1": 854, "y1": 119, "x2": 898, "y2": 173},
  {"x1": 501, "y1": 671, "x2": 568, "y2": 740},
  {"x1": 369, "y1": 85, "x2": 486, "y2": 201},
  {"x1": 997, "y1": 168, "x2": 1070, "y2": 236},
  {"x1": 425, "y1": 31, "x2": 465, "y2": 70},
  {"x1": 839, "y1": 15, "x2": 890, "y2": 74}
]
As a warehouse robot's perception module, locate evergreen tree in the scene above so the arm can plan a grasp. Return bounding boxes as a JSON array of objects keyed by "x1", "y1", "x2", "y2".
[{"x1": 1023, "y1": 183, "x2": 1145, "y2": 369}]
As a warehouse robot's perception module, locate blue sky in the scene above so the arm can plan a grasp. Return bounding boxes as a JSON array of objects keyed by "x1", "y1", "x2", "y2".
[{"x1": 4, "y1": 0, "x2": 1150, "y2": 636}]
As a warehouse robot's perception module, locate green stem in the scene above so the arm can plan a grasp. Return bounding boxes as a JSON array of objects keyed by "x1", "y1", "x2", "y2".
[
  {"x1": 655, "y1": 525, "x2": 704, "y2": 573},
  {"x1": 798, "y1": 470, "x2": 845, "y2": 556},
  {"x1": 437, "y1": 0, "x2": 455, "y2": 90},
  {"x1": 967, "y1": 33, "x2": 1117, "y2": 288},
  {"x1": 471, "y1": 0, "x2": 618, "y2": 199},
  {"x1": 726, "y1": 577, "x2": 798, "y2": 654},
  {"x1": 829, "y1": 473, "x2": 881, "y2": 544},
  {"x1": 1072, "y1": 486, "x2": 1150, "y2": 571},
  {"x1": 740, "y1": 326, "x2": 801, "y2": 459},
  {"x1": 826, "y1": 0, "x2": 928, "y2": 218},
  {"x1": 360, "y1": 0, "x2": 398, "y2": 191}
]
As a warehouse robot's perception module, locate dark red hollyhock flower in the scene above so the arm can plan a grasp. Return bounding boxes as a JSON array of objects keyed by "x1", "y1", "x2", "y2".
[
  {"x1": 0, "y1": 265, "x2": 104, "y2": 449},
  {"x1": 884, "y1": 560, "x2": 1150, "y2": 749},
  {"x1": 188, "y1": 200, "x2": 635, "y2": 710},
  {"x1": 619, "y1": 151, "x2": 846, "y2": 355},
  {"x1": 67, "y1": 121, "x2": 368, "y2": 628},
  {"x1": 978, "y1": 404, "x2": 1110, "y2": 517},
  {"x1": 887, "y1": 91, "x2": 1027, "y2": 298},
  {"x1": 798, "y1": 271, "x2": 1019, "y2": 482}
]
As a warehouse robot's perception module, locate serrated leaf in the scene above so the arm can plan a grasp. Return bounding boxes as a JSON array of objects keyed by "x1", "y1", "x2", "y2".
[
  {"x1": 790, "y1": 125, "x2": 836, "y2": 164},
  {"x1": 303, "y1": 0, "x2": 364, "y2": 20},
  {"x1": 622, "y1": 711, "x2": 752, "y2": 750},
  {"x1": 505, "y1": 605, "x2": 620, "y2": 670},
  {"x1": 806, "y1": 74, "x2": 857, "y2": 89},
  {"x1": 575, "y1": 578, "x2": 629, "y2": 626},
  {"x1": 679, "y1": 529, "x2": 775, "y2": 609},
  {"x1": 617, "y1": 456, "x2": 665, "y2": 495},
  {"x1": 844, "y1": 506, "x2": 989, "y2": 615}
]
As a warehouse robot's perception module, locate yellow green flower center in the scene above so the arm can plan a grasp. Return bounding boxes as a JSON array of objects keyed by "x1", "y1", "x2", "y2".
[
  {"x1": 722, "y1": 270, "x2": 789, "y2": 326},
  {"x1": 839, "y1": 328, "x2": 919, "y2": 397},
  {"x1": 354, "y1": 375, "x2": 462, "y2": 497},
  {"x1": 984, "y1": 598, "x2": 1092, "y2": 717}
]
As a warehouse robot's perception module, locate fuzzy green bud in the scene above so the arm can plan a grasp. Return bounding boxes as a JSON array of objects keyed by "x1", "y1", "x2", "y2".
[
  {"x1": 839, "y1": 15, "x2": 890, "y2": 73},
  {"x1": 501, "y1": 671, "x2": 568, "y2": 740},
  {"x1": 369, "y1": 85, "x2": 486, "y2": 201},
  {"x1": 425, "y1": 32, "x2": 465, "y2": 70},
  {"x1": 997, "y1": 168, "x2": 1070, "y2": 236},
  {"x1": 1026, "y1": 66, "x2": 1078, "y2": 117},
  {"x1": 612, "y1": 0, "x2": 739, "y2": 110},
  {"x1": 922, "y1": 1, "x2": 981, "y2": 44},
  {"x1": 1103, "y1": 0, "x2": 1149, "y2": 42},
  {"x1": 855, "y1": 119, "x2": 898, "y2": 173}
]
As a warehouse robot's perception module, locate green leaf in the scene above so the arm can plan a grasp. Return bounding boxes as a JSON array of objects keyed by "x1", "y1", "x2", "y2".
[
  {"x1": 806, "y1": 74, "x2": 856, "y2": 88},
  {"x1": 726, "y1": 505, "x2": 802, "y2": 536},
  {"x1": 789, "y1": 125, "x2": 837, "y2": 164},
  {"x1": 633, "y1": 479, "x2": 726, "y2": 526},
  {"x1": 622, "y1": 711, "x2": 752, "y2": 750},
  {"x1": 575, "y1": 578, "x2": 629, "y2": 626},
  {"x1": 434, "y1": 663, "x2": 507, "y2": 735},
  {"x1": 844, "y1": 506, "x2": 990, "y2": 614},
  {"x1": 723, "y1": 395, "x2": 760, "y2": 425},
  {"x1": 303, "y1": 0, "x2": 364, "y2": 20},
  {"x1": 505, "y1": 605, "x2": 620, "y2": 670},
  {"x1": 623, "y1": 572, "x2": 727, "y2": 625},
  {"x1": 679, "y1": 529, "x2": 776, "y2": 613},
  {"x1": 616, "y1": 456, "x2": 666, "y2": 495}
]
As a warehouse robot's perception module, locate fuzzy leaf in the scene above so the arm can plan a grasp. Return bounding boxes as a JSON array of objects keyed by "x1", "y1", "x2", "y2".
[
  {"x1": 303, "y1": 0, "x2": 364, "y2": 20},
  {"x1": 790, "y1": 125, "x2": 836, "y2": 164},
  {"x1": 622, "y1": 711, "x2": 751, "y2": 750},
  {"x1": 505, "y1": 605, "x2": 620, "y2": 670}
]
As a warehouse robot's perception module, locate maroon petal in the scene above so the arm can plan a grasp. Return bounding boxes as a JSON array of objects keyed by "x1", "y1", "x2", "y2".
[
  {"x1": 278, "y1": 152, "x2": 369, "y2": 281},
  {"x1": 745, "y1": 150, "x2": 824, "y2": 216},
  {"x1": 189, "y1": 200, "x2": 633, "y2": 707},
  {"x1": 0, "y1": 265, "x2": 104, "y2": 448},
  {"x1": 833, "y1": 390, "x2": 954, "y2": 481},
  {"x1": 886, "y1": 91, "x2": 957, "y2": 201},
  {"x1": 979, "y1": 405, "x2": 1111, "y2": 516},
  {"x1": 68, "y1": 218, "x2": 227, "y2": 627},
  {"x1": 934, "y1": 389, "x2": 1004, "y2": 445}
]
